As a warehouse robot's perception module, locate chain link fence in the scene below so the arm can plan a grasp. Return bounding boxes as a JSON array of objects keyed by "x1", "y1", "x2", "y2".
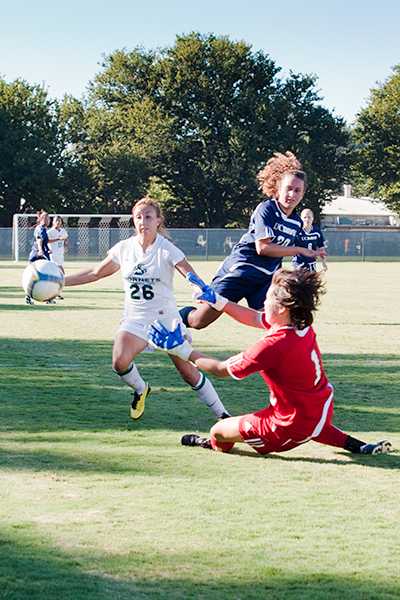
[{"x1": 2, "y1": 226, "x2": 400, "y2": 261}]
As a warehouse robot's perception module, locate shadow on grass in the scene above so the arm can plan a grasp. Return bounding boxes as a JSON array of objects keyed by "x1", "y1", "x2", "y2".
[
  {"x1": 0, "y1": 303, "x2": 119, "y2": 312},
  {"x1": 230, "y1": 447, "x2": 400, "y2": 469},
  {"x1": 1, "y1": 533, "x2": 399, "y2": 600},
  {"x1": 0, "y1": 338, "x2": 399, "y2": 435},
  {"x1": 0, "y1": 445, "x2": 167, "y2": 476}
]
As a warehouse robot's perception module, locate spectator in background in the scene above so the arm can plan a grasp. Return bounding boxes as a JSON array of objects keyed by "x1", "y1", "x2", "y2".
[
  {"x1": 48, "y1": 216, "x2": 68, "y2": 274},
  {"x1": 48, "y1": 215, "x2": 69, "y2": 301},
  {"x1": 25, "y1": 211, "x2": 51, "y2": 305},
  {"x1": 292, "y1": 208, "x2": 327, "y2": 272}
]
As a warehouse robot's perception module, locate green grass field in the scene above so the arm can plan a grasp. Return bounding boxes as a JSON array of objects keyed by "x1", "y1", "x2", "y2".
[{"x1": 1, "y1": 260, "x2": 399, "y2": 600}]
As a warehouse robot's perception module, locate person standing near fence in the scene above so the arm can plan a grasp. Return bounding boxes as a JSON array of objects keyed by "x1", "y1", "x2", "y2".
[
  {"x1": 48, "y1": 215, "x2": 69, "y2": 302},
  {"x1": 64, "y1": 196, "x2": 231, "y2": 422},
  {"x1": 180, "y1": 151, "x2": 327, "y2": 330},
  {"x1": 48, "y1": 216, "x2": 68, "y2": 274},
  {"x1": 28, "y1": 211, "x2": 51, "y2": 262},
  {"x1": 25, "y1": 211, "x2": 51, "y2": 305},
  {"x1": 292, "y1": 208, "x2": 327, "y2": 272}
]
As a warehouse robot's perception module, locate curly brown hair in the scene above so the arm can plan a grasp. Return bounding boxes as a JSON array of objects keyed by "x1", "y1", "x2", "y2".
[
  {"x1": 132, "y1": 196, "x2": 167, "y2": 236},
  {"x1": 257, "y1": 151, "x2": 307, "y2": 198},
  {"x1": 270, "y1": 268, "x2": 325, "y2": 329}
]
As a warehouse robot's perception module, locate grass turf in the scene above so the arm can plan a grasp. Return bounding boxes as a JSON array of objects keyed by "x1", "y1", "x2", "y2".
[{"x1": 0, "y1": 260, "x2": 399, "y2": 599}]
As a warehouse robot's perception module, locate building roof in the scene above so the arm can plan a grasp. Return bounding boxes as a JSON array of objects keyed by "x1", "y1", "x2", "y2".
[{"x1": 322, "y1": 195, "x2": 394, "y2": 216}]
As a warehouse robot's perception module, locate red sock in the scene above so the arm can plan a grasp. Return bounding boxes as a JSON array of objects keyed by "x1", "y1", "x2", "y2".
[
  {"x1": 314, "y1": 423, "x2": 348, "y2": 449},
  {"x1": 210, "y1": 435, "x2": 235, "y2": 453}
]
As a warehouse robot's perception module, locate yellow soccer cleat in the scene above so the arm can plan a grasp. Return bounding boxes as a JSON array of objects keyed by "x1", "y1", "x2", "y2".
[{"x1": 130, "y1": 383, "x2": 151, "y2": 420}]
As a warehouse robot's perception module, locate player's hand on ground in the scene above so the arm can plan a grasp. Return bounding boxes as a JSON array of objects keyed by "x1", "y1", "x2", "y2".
[
  {"x1": 148, "y1": 319, "x2": 193, "y2": 360},
  {"x1": 186, "y1": 271, "x2": 228, "y2": 311}
]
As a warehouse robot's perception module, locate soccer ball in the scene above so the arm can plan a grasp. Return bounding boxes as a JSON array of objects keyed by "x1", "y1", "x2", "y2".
[{"x1": 22, "y1": 260, "x2": 64, "y2": 302}]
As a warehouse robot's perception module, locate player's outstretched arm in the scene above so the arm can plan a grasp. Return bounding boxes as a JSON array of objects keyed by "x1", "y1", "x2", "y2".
[
  {"x1": 175, "y1": 258, "x2": 198, "y2": 279},
  {"x1": 190, "y1": 350, "x2": 230, "y2": 378},
  {"x1": 256, "y1": 238, "x2": 321, "y2": 259},
  {"x1": 186, "y1": 271, "x2": 228, "y2": 311},
  {"x1": 222, "y1": 302, "x2": 263, "y2": 329},
  {"x1": 65, "y1": 256, "x2": 119, "y2": 286}
]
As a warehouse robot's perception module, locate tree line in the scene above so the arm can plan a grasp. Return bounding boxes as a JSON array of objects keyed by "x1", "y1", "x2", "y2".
[{"x1": 1, "y1": 33, "x2": 399, "y2": 227}]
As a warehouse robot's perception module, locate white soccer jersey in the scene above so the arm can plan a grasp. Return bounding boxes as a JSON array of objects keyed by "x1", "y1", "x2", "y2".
[
  {"x1": 108, "y1": 234, "x2": 185, "y2": 320},
  {"x1": 48, "y1": 227, "x2": 68, "y2": 265}
]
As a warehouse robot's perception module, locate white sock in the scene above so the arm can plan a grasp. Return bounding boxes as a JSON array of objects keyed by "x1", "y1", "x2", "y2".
[
  {"x1": 116, "y1": 363, "x2": 145, "y2": 394},
  {"x1": 191, "y1": 373, "x2": 230, "y2": 418}
]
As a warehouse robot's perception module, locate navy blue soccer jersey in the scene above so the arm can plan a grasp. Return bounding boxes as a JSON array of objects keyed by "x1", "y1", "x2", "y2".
[
  {"x1": 211, "y1": 199, "x2": 303, "y2": 309},
  {"x1": 228, "y1": 199, "x2": 303, "y2": 275},
  {"x1": 29, "y1": 224, "x2": 50, "y2": 261},
  {"x1": 292, "y1": 225, "x2": 325, "y2": 270}
]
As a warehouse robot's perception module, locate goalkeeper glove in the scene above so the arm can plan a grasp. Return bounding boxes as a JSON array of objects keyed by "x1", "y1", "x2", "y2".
[
  {"x1": 186, "y1": 271, "x2": 228, "y2": 312},
  {"x1": 148, "y1": 319, "x2": 193, "y2": 361}
]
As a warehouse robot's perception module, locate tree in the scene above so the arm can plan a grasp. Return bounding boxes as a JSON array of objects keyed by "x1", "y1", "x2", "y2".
[
  {"x1": 271, "y1": 73, "x2": 351, "y2": 220},
  {"x1": 352, "y1": 65, "x2": 400, "y2": 213},
  {"x1": 59, "y1": 94, "x2": 175, "y2": 213},
  {"x1": 88, "y1": 33, "x2": 350, "y2": 226},
  {"x1": 0, "y1": 79, "x2": 64, "y2": 225}
]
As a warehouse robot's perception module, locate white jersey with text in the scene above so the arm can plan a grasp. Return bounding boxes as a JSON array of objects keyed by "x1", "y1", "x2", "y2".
[
  {"x1": 48, "y1": 227, "x2": 68, "y2": 265},
  {"x1": 108, "y1": 234, "x2": 185, "y2": 320}
]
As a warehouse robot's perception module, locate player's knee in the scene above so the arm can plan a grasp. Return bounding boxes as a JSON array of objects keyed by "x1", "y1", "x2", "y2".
[
  {"x1": 210, "y1": 422, "x2": 226, "y2": 440},
  {"x1": 112, "y1": 356, "x2": 130, "y2": 374}
]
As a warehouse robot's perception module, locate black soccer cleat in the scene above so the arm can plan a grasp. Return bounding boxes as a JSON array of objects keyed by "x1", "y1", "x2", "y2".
[
  {"x1": 218, "y1": 411, "x2": 231, "y2": 420},
  {"x1": 25, "y1": 295, "x2": 34, "y2": 305},
  {"x1": 181, "y1": 434, "x2": 212, "y2": 449},
  {"x1": 360, "y1": 440, "x2": 392, "y2": 455}
]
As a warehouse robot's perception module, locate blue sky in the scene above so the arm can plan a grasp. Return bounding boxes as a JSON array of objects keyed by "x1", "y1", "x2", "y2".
[{"x1": 2, "y1": 0, "x2": 399, "y2": 123}]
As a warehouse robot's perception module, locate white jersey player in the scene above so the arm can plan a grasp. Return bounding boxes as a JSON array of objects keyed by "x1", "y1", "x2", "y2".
[
  {"x1": 48, "y1": 216, "x2": 68, "y2": 271},
  {"x1": 65, "y1": 196, "x2": 230, "y2": 422},
  {"x1": 108, "y1": 233, "x2": 189, "y2": 337}
]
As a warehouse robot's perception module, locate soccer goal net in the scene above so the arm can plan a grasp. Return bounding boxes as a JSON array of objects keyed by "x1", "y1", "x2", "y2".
[
  {"x1": 12, "y1": 213, "x2": 247, "y2": 261},
  {"x1": 12, "y1": 213, "x2": 133, "y2": 262}
]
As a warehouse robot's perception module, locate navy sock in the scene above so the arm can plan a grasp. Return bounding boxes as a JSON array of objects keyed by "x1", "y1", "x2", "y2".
[{"x1": 179, "y1": 306, "x2": 195, "y2": 327}]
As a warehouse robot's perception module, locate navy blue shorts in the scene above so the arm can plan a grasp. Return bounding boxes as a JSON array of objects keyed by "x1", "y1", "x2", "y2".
[{"x1": 211, "y1": 259, "x2": 274, "y2": 310}]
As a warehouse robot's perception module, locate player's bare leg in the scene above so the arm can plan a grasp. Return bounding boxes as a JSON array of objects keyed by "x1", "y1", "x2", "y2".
[
  {"x1": 180, "y1": 303, "x2": 222, "y2": 330},
  {"x1": 112, "y1": 331, "x2": 150, "y2": 420},
  {"x1": 181, "y1": 416, "x2": 242, "y2": 451},
  {"x1": 210, "y1": 417, "x2": 242, "y2": 450},
  {"x1": 112, "y1": 331, "x2": 147, "y2": 372}
]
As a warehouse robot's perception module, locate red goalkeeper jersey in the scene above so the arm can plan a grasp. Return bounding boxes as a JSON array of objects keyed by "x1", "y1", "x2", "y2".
[{"x1": 226, "y1": 313, "x2": 333, "y2": 430}]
